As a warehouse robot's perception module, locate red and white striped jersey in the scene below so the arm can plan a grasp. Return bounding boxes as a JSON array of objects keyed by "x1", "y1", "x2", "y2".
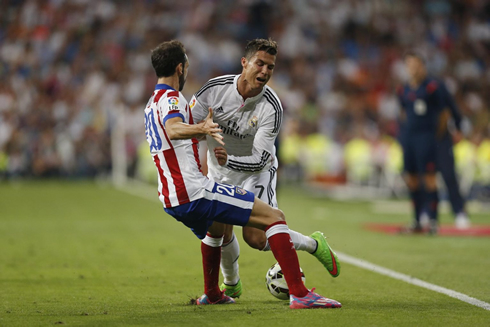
[{"x1": 144, "y1": 84, "x2": 214, "y2": 208}]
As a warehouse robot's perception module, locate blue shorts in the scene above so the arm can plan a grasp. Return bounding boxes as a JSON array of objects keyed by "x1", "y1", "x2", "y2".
[
  {"x1": 164, "y1": 182, "x2": 255, "y2": 239},
  {"x1": 402, "y1": 132, "x2": 437, "y2": 174}
]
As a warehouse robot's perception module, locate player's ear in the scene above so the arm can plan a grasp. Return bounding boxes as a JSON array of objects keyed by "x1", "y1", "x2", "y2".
[
  {"x1": 241, "y1": 57, "x2": 248, "y2": 68},
  {"x1": 176, "y1": 62, "x2": 183, "y2": 76}
]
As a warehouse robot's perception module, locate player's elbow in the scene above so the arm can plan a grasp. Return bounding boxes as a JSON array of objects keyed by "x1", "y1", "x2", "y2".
[
  {"x1": 166, "y1": 128, "x2": 179, "y2": 140},
  {"x1": 246, "y1": 163, "x2": 267, "y2": 172},
  {"x1": 164, "y1": 121, "x2": 178, "y2": 140},
  {"x1": 250, "y1": 159, "x2": 269, "y2": 172}
]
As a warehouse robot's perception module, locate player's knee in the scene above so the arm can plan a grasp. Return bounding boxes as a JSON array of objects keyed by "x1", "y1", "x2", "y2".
[
  {"x1": 223, "y1": 232, "x2": 233, "y2": 244},
  {"x1": 261, "y1": 208, "x2": 285, "y2": 229},
  {"x1": 425, "y1": 181, "x2": 438, "y2": 191},
  {"x1": 207, "y1": 221, "x2": 225, "y2": 238},
  {"x1": 222, "y1": 225, "x2": 234, "y2": 244},
  {"x1": 273, "y1": 208, "x2": 285, "y2": 222},
  {"x1": 243, "y1": 230, "x2": 267, "y2": 250},
  {"x1": 404, "y1": 174, "x2": 419, "y2": 190},
  {"x1": 424, "y1": 174, "x2": 438, "y2": 190}
]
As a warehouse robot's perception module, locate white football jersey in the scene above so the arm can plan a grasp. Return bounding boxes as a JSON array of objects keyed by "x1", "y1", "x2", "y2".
[
  {"x1": 190, "y1": 74, "x2": 283, "y2": 186},
  {"x1": 144, "y1": 84, "x2": 214, "y2": 208}
]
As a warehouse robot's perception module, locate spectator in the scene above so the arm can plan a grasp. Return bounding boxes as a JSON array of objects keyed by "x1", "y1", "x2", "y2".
[{"x1": 0, "y1": 0, "x2": 487, "y2": 190}]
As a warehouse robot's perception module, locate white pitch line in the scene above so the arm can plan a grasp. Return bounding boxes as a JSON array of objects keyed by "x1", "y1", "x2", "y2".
[
  {"x1": 116, "y1": 182, "x2": 490, "y2": 311},
  {"x1": 337, "y1": 251, "x2": 490, "y2": 311},
  {"x1": 115, "y1": 180, "x2": 160, "y2": 202}
]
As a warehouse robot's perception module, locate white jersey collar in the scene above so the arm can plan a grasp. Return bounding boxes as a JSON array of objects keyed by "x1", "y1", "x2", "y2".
[{"x1": 233, "y1": 74, "x2": 266, "y2": 109}]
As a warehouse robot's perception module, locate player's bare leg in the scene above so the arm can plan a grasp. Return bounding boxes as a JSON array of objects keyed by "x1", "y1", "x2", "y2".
[
  {"x1": 424, "y1": 173, "x2": 439, "y2": 234},
  {"x1": 242, "y1": 225, "x2": 340, "y2": 277},
  {"x1": 247, "y1": 197, "x2": 341, "y2": 309},
  {"x1": 242, "y1": 226, "x2": 316, "y2": 253},
  {"x1": 402, "y1": 173, "x2": 425, "y2": 233},
  {"x1": 220, "y1": 217, "x2": 340, "y2": 298}
]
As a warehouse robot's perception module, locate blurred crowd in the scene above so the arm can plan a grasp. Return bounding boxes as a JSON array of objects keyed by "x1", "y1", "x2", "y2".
[{"x1": 0, "y1": 0, "x2": 489, "y2": 192}]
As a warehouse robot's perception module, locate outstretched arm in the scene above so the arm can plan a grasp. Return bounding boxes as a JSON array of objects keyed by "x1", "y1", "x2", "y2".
[{"x1": 165, "y1": 108, "x2": 224, "y2": 145}]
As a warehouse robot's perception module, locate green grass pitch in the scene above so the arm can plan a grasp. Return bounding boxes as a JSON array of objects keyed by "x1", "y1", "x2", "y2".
[{"x1": 1, "y1": 181, "x2": 489, "y2": 326}]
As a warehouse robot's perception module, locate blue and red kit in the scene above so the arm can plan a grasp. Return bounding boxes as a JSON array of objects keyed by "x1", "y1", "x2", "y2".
[{"x1": 397, "y1": 78, "x2": 445, "y2": 174}]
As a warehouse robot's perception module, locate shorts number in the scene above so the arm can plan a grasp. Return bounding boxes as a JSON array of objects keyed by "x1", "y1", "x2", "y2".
[
  {"x1": 216, "y1": 184, "x2": 235, "y2": 196},
  {"x1": 254, "y1": 185, "x2": 265, "y2": 199}
]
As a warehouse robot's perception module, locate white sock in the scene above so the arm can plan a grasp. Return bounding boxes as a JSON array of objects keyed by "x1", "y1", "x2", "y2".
[
  {"x1": 202, "y1": 234, "x2": 223, "y2": 247},
  {"x1": 220, "y1": 232, "x2": 240, "y2": 285},
  {"x1": 289, "y1": 230, "x2": 317, "y2": 253},
  {"x1": 261, "y1": 229, "x2": 317, "y2": 253}
]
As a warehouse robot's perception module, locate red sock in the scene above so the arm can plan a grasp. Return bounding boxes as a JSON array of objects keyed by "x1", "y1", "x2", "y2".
[
  {"x1": 201, "y1": 234, "x2": 223, "y2": 302},
  {"x1": 265, "y1": 221, "x2": 308, "y2": 298}
]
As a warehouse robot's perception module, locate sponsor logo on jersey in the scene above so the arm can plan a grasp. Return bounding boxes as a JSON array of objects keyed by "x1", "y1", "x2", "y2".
[
  {"x1": 219, "y1": 121, "x2": 251, "y2": 139},
  {"x1": 414, "y1": 99, "x2": 427, "y2": 115},
  {"x1": 189, "y1": 98, "x2": 196, "y2": 109},
  {"x1": 235, "y1": 187, "x2": 247, "y2": 195},
  {"x1": 249, "y1": 116, "x2": 258, "y2": 128},
  {"x1": 168, "y1": 97, "x2": 179, "y2": 106},
  {"x1": 215, "y1": 106, "x2": 224, "y2": 113}
]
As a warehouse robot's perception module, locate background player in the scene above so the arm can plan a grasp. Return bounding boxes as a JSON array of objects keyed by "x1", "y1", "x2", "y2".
[
  {"x1": 432, "y1": 85, "x2": 471, "y2": 229},
  {"x1": 190, "y1": 38, "x2": 340, "y2": 298},
  {"x1": 144, "y1": 40, "x2": 341, "y2": 309},
  {"x1": 397, "y1": 51, "x2": 447, "y2": 234}
]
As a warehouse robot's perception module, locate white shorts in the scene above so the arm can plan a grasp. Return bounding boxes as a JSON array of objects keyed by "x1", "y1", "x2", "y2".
[
  {"x1": 240, "y1": 165, "x2": 278, "y2": 208},
  {"x1": 208, "y1": 160, "x2": 278, "y2": 208}
]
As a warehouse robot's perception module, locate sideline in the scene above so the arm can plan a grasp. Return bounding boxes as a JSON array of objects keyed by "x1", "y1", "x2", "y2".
[
  {"x1": 116, "y1": 181, "x2": 490, "y2": 311},
  {"x1": 337, "y1": 251, "x2": 490, "y2": 311}
]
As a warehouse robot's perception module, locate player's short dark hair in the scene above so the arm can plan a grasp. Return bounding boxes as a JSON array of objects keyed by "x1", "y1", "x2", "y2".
[
  {"x1": 404, "y1": 49, "x2": 427, "y2": 65},
  {"x1": 244, "y1": 38, "x2": 278, "y2": 60},
  {"x1": 151, "y1": 40, "x2": 187, "y2": 78}
]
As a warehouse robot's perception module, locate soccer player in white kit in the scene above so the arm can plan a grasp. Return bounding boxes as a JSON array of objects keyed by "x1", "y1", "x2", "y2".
[
  {"x1": 190, "y1": 39, "x2": 340, "y2": 298},
  {"x1": 145, "y1": 40, "x2": 341, "y2": 308}
]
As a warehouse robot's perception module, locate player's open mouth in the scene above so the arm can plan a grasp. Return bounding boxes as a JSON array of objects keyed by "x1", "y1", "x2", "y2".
[{"x1": 257, "y1": 77, "x2": 266, "y2": 83}]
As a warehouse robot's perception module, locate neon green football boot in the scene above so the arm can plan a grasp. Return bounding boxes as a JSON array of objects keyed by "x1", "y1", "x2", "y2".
[
  {"x1": 220, "y1": 279, "x2": 242, "y2": 298},
  {"x1": 310, "y1": 231, "x2": 341, "y2": 277}
]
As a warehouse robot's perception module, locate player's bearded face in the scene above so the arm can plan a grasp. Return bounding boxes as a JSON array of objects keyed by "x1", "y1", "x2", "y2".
[
  {"x1": 179, "y1": 60, "x2": 189, "y2": 91},
  {"x1": 243, "y1": 51, "x2": 276, "y2": 90}
]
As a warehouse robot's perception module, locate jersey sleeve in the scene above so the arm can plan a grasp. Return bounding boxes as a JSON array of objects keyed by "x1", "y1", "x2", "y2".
[
  {"x1": 189, "y1": 94, "x2": 208, "y2": 124},
  {"x1": 191, "y1": 75, "x2": 235, "y2": 124},
  {"x1": 225, "y1": 105, "x2": 282, "y2": 172},
  {"x1": 159, "y1": 90, "x2": 188, "y2": 125}
]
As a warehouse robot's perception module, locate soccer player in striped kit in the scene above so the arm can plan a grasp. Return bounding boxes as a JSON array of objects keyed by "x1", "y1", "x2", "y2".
[
  {"x1": 144, "y1": 40, "x2": 341, "y2": 308},
  {"x1": 189, "y1": 39, "x2": 340, "y2": 298}
]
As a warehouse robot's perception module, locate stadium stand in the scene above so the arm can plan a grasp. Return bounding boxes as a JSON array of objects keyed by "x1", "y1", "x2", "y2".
[{"x1": 0, "y1": 1, "x2": 488, "y2": 199}]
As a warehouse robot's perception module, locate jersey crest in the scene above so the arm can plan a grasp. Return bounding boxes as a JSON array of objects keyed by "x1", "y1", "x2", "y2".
[
  {"x1": 248, "y1": 116, "x2": 258, "y2": 128},
  {"x1": 235, "y1": 187, "x2": 247, "y2": 195},
  {"x1": 414, "y1": 99, "x2": 427, "y2": 115}
]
